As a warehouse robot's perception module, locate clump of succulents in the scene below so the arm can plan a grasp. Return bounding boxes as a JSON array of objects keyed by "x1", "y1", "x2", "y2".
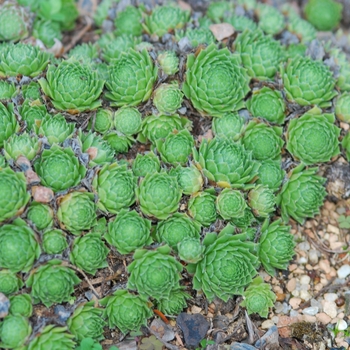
[{"x1": 0, "y1": 0, "x2": 349, "y2": 344}]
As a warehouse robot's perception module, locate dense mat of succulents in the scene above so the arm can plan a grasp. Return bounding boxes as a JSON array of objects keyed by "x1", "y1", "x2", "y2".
[{"x1": 0, "y1": 0, "x2": 349, "y2": 348}]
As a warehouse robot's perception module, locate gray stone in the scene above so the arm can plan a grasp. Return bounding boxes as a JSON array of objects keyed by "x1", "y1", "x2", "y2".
[
  {"x1": 230, "y1": 343, "x2": 257, "y2": 350},
  {"x1": 177, "y1": 312, "x2": 210, "y2": 348},
  {"x1": 0, "y1": 293, "x2": 10, "y2": 318}
]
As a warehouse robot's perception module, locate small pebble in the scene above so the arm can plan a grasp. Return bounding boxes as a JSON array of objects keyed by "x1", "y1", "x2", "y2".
[
  {"x1": 298, "y1": 257, "x2": 308, "y2": 264},
  {"x1": 316, "y1": 313, "x2": 332, "y2": 324},
  {"x1": 274, "y1": 302, "x2": 284, "y2": 314},
  {"x1": 290, "y1": 310, "x2": 299, "y2": 317},
  {"x1": 319, "y1": 260, "x2": 331, "y2": 274},
  {"x1": 0, "y1": 293, "x2": 10, "y2": 318},
  {"x1": 337, "y1": 265, "x2": 350, "y2": 279},
  {"x1": 327, "y1": 224, "x2": 340, "y2": 235},
  {"x1": 336, "y1": 320, "x2": 348, "y2": 331},
  {"x1": 300, "y1": 275, "x2": 311, "y2": 285},
  {"x1": 302, "y1": 307, "x2": 319, "y2": 316},
  {"x1": 323, "y1": 301, "x2": 338, "y2": 319},
  {"x1": 289, "y1": 297, "x2": 302, "y2": 309},
  {"x1": 308, "y1": 250, "x2": 319, "y2": 265},
  {"x1": 287, "y1": 278, "x2": 297, "y2": 292},
  {"x1": 298, "y1": 242, "x2": 310, "y2": 251},
  {"x1": 324, "y1": 293, "x2": 338, "y2": 302},
  {"x1": 261, "y1": 319, "x2": 275, "y2": 329},
  {"x1": 191, "y1": 305, "x2": 202, "y2": 314},
  {"x1": 299, "y1": 290, "x2": 312, "y2": 301}
]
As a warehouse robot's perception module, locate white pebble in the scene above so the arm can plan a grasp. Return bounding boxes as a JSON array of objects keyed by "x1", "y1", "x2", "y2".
[
  {"x1": 336, "y1": 319, "x2": 348, "y2": 331},
  {"x1": 261, "y1": 320, "x2": 275, "y2": 329},
  {"x1": 299, "y1": 290, "x2": 312, "y2": 301},
  {"x1": 308, "y1": 249, "x2": 319, "y2": 265},
  {"x1": 323, "y1": 301, "x2": 337, "y2": 319},
  {"x1": 300, "y1": 275, "x2": 311, "y2": 285},
  {"x1": 272, "y1": 316, "x2": 279, "y2": 324},
  {"x1": 337, "y1": 265, "x2": 350, "y2": 279},
  {"x1": 298, "y1": 257, "x2": 308, "y2": 264},
  {"x1": 324, "y1": 293, "x2": 338, "y2": 302},
  {"x1": 298, "y1": 242, "x2": 310, "y2": 251},
  {"x1": 302, "y1": 307, "x2": 319, "y2": 316},
  {"x1": 290, "y1": 310, "x2": 299, "y2": 317}
]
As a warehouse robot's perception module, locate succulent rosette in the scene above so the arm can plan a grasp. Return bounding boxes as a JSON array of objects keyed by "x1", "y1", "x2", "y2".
[
  {"x1": 287, "y1": 14, "x2": 316, "y2": 44},
  {"x1": 136, "y1": 171, "x2": 182, "y2": 220},
  {"x1": 188, "y1": 190, "x2": 217, "y2": 227},
  {"x1": 138, "y1": 114, "x2": 191, "y2": 144},
  {"x1": 143, "y1": 5, "x2": 190, "y2": 36},
  {"x1": 70, "y1": 233, "x2": 109, "y2": 275},
  {"x1": 304, "y1": 0, "x2": 342, "y2": 31},
  {"x1": 241, "y1": 121, "x2": 284, "y2": 161},
  {"x1": 0, "y1": 219, "x2": 41, "y2": 272},
  {"x1": 27, "y1": 202, "x2": 53, "y2": 230},
  {"x1": 169, "y1": 164, "x2": 203, "y2": 195},
  {"x1": 105, "y1": 49, "x2": 158, "y2": 106},
  {"x1": 32, "y1": 19, "x2": 62, "y2": 48},
  {"x1": 93, "y1": 162, "x2": 136, "y2": 214},
  {"x1": 156, "y1": 129, "x2": 194, "y2": 165},
  {"x1": 332, "y1": 49, "x2": 350, "y2": 92},
  {"x1": 206, "y1": 1, "x2": 231, "y2": 22},
  {"x1": 0, "y1": 43, "x2": 50, "y2": 77},
  {"x1": 19, "y1": 99, "x2": 49, "y2": 131},
  {"x1": 132, "y1": 152, "x2": 160, "y2": 177},
  {"x1": 224, "y1": 15, "x2": 257, "y2": 32},
  {"x1": 286, "y1": 43, "x2": 307, "y2": 59},
  {"x1": 115, "y1": 5, "x2": 143, "y2": 36},
  {"x1": 39, "y1": 59, "x2": 105, "y2": 113},
  {"x1": 21, "y1": 82, "x2": 41, "y2": 100},
  {"x1": 216, "y1": 189, "x2": 247, "y2": 220},
  {"x1": 102, "y1": 34, "x2": 139, "y2": 63},
  {"x1": 26, "y1": 259, "x2": 81, "y2": 307},
  {"x1": 36, "y1": 113, "x2": 75, "y2": 145},
  {"x1": 0, "y1": 80, "x2": 17, "y2": 100},
  {"x1": 231, "y1": 208, "x2": 257, "y2": 229},
  {"x1": 212, "y1": 112, "x2": 245, "y2": 141},
  {"x1": 248, "y1": 185, "x2": 276, "y2": 218},
  {"x1": 335, "y1": 92, "x2": 350, "y2": 123},
  {"x1": 104, "y1": 131, "x2": 133, "y2": 153},
  {"x1": 105, "y1": 209, "x2": 152, "y2": 254},
  {"x1": 4, "y1": 132, "x2": 40, "y2": 161},
  {"x1": 9, "y1": 294, "x2": 32, "y2": 317},
  {"x1": 258, "y1": 219, "x2": 295, "y2": 276},
  {"x1": 0, "y1": 102, "x2": 19, "y2": 147},
  {"x1": 193, "y1": 137, "x2": 259, "y2": 188},
  {"x1": 0, "y1": 1, "x2": 30, "y2": 41},
  {"x1": 26, "y1": 325, "x2": 76, "y2": 350},
  {"x1": 100, "y1": 290, "x2": 152, "y2": 333},
  {"x1": 67, "y1": 302, "x2": 106, "y2": 341},
  {"x1": 153, "y1": 83, "x2": 183, "y2": 115},
  {"x1": 155, "y1": 213, "x2": 201, "y2": 251},
  {"x1": 0, "y1": 315, "x2": 32, "y2": 349},
  {"x1": 68, "y1": 43, "x2": 99, "y2": 63},
  {"x1": 157, "y1": 51, "x2": 179, "y2": 75},
  {"x1": 177, "y1": 27, "x2": 215, "y2": 48},
  {"x1": 281, "y1": 56, "x2": 337, "y2": 108},
  {"x1": 246, "y1": 87, "x2": 286, "y2": 124},
  {"x1": 57, "y1": 191, "x2": 97, "y2": 235},
  {"x1": 42, "y1": 229, "x2": 68, "y2": 255},
  {"x1": 0, "y1": 167, "x2": 30, "y2": 223},
  {"x1": 79, "y1": 132, "x2": 115, "y2": 166},
  {"x1": 193, "y1": 225, "x2": 259, "y2": 302},
  {"x1": 256, "y1": 4, "x2": 285, "y2": 35},
  {"x1": 241, "y1": 276, "x2": 276, "y2": 318},
  {"x1": 277, "y1": 164, "x2": 327, "y2": 224},
  {"x1": 286, "y1": 107, "x2": 340, "y2": 165},
  {"x1": 0, "y1": 270, "x2": 23, "y2": 295},
  {"x1": 234, "y1": 29, "x2": 284, "y2": 80},
  {"x1": 157, "y1": 288, "x2": 190, "y2": 315},
  {"x1": 34, "y1": 145, "x2": 86, "y2": 192},
  {"x1": 114, "y1": 107, "x2": 142, "y2": 136},
  {"x1": 256, "y1": 160, "x2": 285, "y2": 192},
  {"x1": 177, "y1": 237, "x2": 204, "y2": 264},
  {"x1": 92, "y1": 108, "x2": 114, "y2": 134},
  {"x1": 127, "y1": 245, "x2": 183, "y2": 300},
  {"x1": 183, "y1": 44, "x2": 250, "y2": 117}
]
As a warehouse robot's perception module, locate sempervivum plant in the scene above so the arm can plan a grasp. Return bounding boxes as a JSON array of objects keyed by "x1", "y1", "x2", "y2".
[
  {"x1": 143, "y1": 5, "x2": 190, "y2": 37},
  {"x1": 286, "y1": 107, "x2": 340, "y2": 165},
  {"x1": 194, "y1": 137, "x2": 259, "y2": 188},
  {"x1": 153, "y1": 83, "x2": 183, "y2": 115},
  {"x1": 39, "y1": 59, "x2": 105, "y2": 113},
  {"x1": 216, "y1": 188, "x2": 247, "y2": 220},
  {"x1": 67, "y1": 302, "x2": 106, "y2": 341},
  {"x1": 9, "y1": 294, "x2": 33, "y2": 317},
  {"x1": 155, "y1": 213, "x2": 201, "y2": 251},
  {"x1": 0, "y1": 269, "x2": 23, "y2": 295},
  {"x1": 0, "y1": 167, "x2": 30, "y2": 222},
  {"x1": 178, "y1": 237, "x2": 204, "y2": 264},
  {"x1": 70, "y1": 232, "x2": 109, "y2": 275},
  {"x1": 0, "y1": 102, "x2": 19, "y2": 147},
  {"x1": 4, "y1": 133, "x2": 40, "y2": 161},
  {"x1": 0, "y1": 315, "x2": 32, "y2": 349},
  {"x1": 258, "y1": 219, "x2": 295, "y2": 276},
  {"x1": 0, "y1": 43, "x2": 50, "y2": 77},
  {"x1": 212, "y1": 112, "x2": 245, "y2": 140},
  {"x1": 335, "y1": 93, "x2": 350, "y2": 123},
  {"x1": 188, "y1": 190, "x2": 217, "y2": 227},
  {"x1": 115, "y1": 6, "x2": 143, "y2": 36},
  {"x1": 246, "y1": 87, "x2": 286, "y2": 125},
  {"x1": 57, "y1": 191, "x2": 97, "y2": 235},
  {"x1": 100, "y1": 290, "x2": 152, "y2": 333},
  {"x1": 234, "y1": 29, "x2": 284, "y2": 80},
  {"x1": 136, "y1": 171, "x2": 182, "y2": 219},
  {"x1": 256, "y1": 4, "x2": 285, "y2": 35},
  {"x1": 281, "y1": 55, "x2": 337, "y2": 108},
  {"x1": 192, "y1": 225, "x2": 259, "y2": 302},
  {"x1": 183, "y1": 44, "x2": 250, "y2": 117},
  {"x1": 0, "y1": 80, "x2": 16, "y2": 100},
  {"x1": 277, "y1": 165, "x2": 327, "y2": 224},
  {"x1": 241, "y1": 276, "x2": 276, "y2": 318},
  {"x1": 92, "y1": 108, "x2": 114, "y2": 134},
  {"x1": 157, "y1": 288, "x2": 190, "y2": 315},
  {"x1": 128, "y1": 245, "x2": 183, "y2": 300},
  {"x1": 114, "y1": 107, "x2": 142, "y2": 136},
  {"x1": 26, "y1": 325, "x2": 76, "y2": 350},
  {"x1": 42, "y1": 229, "x2": 68, "y2": 255},
  {"x1": 26, "y1": 259, "x2": 81, "y2": 307},
  {"x1": 105, "y1": 209, "x2": 152, "y2": 254},
  {"x1": 169, "y1": 164, "x2": 203, "y2": 195},
  {"x1": 248, "y1": 185, "x2": 276, "y2": 218},
  {"x1": 93, "y1": 162, "x2": 136, "y2": 214},
  {"x1": 157, "y1": 51, "x2": 179, "y2": 75},
  {"x1": 105, "y1": 49, "x2": 158, "y2": 106},
  {"x1": 27, "y1": 202, "x2": 53, "y2": 230},
  {"x1": 132, "y1": 152, "x2": 160, "y2": 177},
  {"x1": 34, "y1": 145, "x2": 86, "y2": 192}
]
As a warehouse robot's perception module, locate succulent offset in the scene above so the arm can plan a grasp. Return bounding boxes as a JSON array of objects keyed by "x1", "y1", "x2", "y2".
[{"x1": 0, "y1": 0, "x2": 348, "y2": 345}]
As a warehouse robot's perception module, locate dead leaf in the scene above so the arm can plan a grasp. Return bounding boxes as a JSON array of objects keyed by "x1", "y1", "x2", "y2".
[{"x1": 209, "y1": 23, "x2": 234, "y2": 41}]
